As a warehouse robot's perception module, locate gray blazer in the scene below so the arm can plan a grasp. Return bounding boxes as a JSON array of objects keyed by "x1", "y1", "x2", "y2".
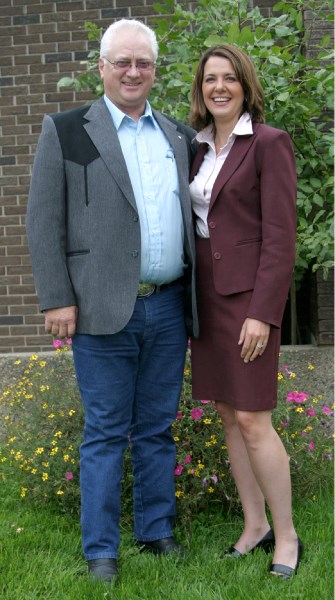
[{"x1": 26, "y1": 97, "x2": 199, "y2": 337}]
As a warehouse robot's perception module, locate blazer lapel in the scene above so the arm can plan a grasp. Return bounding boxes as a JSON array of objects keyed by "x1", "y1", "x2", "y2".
[
  {"x1": 209, "y1": 133, "x2": 256, "y2": 210},
  {"x1": 153, "y1": 111, "x2": 191, "y2": 214},
  {"x1": 83, "y1": 98, "x2": 138, "y2": 212}
]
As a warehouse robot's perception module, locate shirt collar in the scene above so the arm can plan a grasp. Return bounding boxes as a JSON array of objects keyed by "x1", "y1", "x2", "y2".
[
  {"x1": 196, "y1": 112, "x2": 253, "y2": 144},
  {"x1": 103, "y1": 95, "x2": 157, "y2": 129}
]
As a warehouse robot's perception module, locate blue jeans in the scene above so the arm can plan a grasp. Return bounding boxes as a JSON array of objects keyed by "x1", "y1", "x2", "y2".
[{"x1": 72, "y1": 282, "x2": 187, "y2": 560}]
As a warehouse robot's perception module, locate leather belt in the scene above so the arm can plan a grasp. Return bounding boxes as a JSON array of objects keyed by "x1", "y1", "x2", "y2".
[{"x1": 137, "y1": 278, "x2": 182, "y2": 298}]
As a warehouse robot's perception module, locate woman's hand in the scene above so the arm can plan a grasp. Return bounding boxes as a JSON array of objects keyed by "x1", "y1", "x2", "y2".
[{"x1": 238, "y1": 318, "x2": 270, "y2": 363}]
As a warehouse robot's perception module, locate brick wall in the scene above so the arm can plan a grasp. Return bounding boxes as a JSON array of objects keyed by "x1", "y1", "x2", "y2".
[{"x1": 0, "y1": 0, "x2": 331, "y2": 352}]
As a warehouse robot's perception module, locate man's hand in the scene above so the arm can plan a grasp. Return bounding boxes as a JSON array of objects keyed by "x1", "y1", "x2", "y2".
[{"x1": 44, "y1": 305, "x2": 78, "y2": 339}]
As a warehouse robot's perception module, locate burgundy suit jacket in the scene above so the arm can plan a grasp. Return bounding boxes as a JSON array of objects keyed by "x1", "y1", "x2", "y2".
[{"x1": 190, "y1": 122, "x2": 297, "y2": 328}]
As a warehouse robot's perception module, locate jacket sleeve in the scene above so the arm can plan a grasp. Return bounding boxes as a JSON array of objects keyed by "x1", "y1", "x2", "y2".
[
  {"x1": 246, "y1": 129, "x2": 297, "y2": 327},
  {"x1": 26, "y1": 115, "x2": 77, "y2": 311}
]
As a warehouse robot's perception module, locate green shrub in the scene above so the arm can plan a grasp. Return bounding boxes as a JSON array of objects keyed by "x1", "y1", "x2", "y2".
[{"x1": 1, "y1": 347, "x2": 333, "y2": 520}]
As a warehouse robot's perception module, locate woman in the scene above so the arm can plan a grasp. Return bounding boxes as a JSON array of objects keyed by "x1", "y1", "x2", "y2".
[{"x1": 189, "y1": 44, "x2": 302, "y2": 579}]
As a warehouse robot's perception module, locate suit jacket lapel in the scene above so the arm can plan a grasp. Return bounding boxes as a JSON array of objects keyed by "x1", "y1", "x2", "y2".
[
  {"x1": 210, "y1": 134, "x2": 256, "y2": 209},
  {"x1": 190, "y1": 132, "x2": 257, "y2": 211},
  {"x1": 83, "y1": 98, "x2": 138, "y2": 212},
  {"x1": 153, "y1": 111, "x2": 191, "y2": 216}
]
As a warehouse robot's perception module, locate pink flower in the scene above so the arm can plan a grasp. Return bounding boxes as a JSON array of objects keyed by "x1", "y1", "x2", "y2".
[
  {"x1": 176, "y1": 411, "x2": 183, "y2": 420},
  {"x1": 307, "y1": 409, "x2": 316, "y2": 416},
  {"x1": 190, "y1": 407, "x2": 203, "y2": 420},
  {"x1": 53, "y1": 337, "x2": 72, "y2": 348},
  {"x1": 53, "y1": 339, "x2": 63, "y2": 348},
  {"x1": 210, "y1": 475, "x2": 218, "y2": 484},
  {"x1": 322, "y1": 406, "x2": 331, "y2": 415},
  {"x1": 286, "y1": 391, "x2": 309, "y2": 403},
  {"x1": 308, "y1": 442, "x2": 315, "y2": 451},
  {"x1": 184, "y1": 454, "x2": 191, "y2": 465},
  {"x1": 64, "y1": 472, "x2": 74, "y2": 480},
  {"x1": 174, "y1": 465, "x2": 184, "y2": 476},
  {"x1": 200, "y1": 399, "x2": 211, "y2": 404},
  {"x1": 280, "y1": 422, "x2": 289, "y2": 427}
]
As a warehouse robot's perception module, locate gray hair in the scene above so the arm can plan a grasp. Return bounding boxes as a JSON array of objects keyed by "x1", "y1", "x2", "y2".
[{"x1": 100, "y1": 19, "x2": 159, "y2": 61}]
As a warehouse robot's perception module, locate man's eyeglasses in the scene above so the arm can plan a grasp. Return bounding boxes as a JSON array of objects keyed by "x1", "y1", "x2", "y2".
[{"x1": 103, "y1": 57, "x2": 156, "y2": 71}]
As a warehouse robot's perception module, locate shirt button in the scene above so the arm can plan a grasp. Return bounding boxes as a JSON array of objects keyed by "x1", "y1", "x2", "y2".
[
  {"x1": 131, "y1": 251, "x2": 139, "y2": 258},
  {"x1": 209, "y1": 221, "x2": 216, "y2": 229},
  {"x1": 213, "y1": 251, "x2": 221, "y2": 260}
]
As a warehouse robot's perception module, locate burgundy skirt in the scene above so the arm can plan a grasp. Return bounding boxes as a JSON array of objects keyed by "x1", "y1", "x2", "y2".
[{"x1": 191, "y1": 238, "x2": 281, "y2": 411}]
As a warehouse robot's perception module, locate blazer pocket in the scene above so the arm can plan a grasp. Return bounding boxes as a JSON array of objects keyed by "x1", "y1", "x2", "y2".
[
  {"x1": 66, "y1": 250, "x2": 90, "y2": 257},
  {"x1": 235, "y1": 236, "x2": 262, "y2": 247}
]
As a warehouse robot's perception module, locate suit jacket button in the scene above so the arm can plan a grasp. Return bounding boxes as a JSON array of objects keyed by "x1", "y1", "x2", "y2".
[
  {"x1": 213, "y1": 251, "x2": 221, "y2": 260},
  {"x1": 209, "y1": 221, "x2": 216, "y2": 229},
  {"x1": 133, "y1": 215, "x2": 139, "y2": 222},
  {"x1": 131, "y1": 251, "x2": 139, "y2": 258}
]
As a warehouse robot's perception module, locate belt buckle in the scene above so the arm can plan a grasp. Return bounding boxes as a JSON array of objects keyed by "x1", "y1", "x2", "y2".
[{"x1": 137, "y1": 283, "x2": 156, "y2": 298}]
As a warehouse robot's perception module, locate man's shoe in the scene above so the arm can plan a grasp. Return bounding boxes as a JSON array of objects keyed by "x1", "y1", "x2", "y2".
[
  {"x1": 87, "y1": 558, "x2": 118, "y2": 583},
  {"x1": 138, "y1": 536, "x2": 185, "y2": 557}
]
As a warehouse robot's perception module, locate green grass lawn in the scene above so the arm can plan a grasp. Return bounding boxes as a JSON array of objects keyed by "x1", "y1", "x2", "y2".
[{"x1": 1, "y1": 471, "x2": 333, "y2": 600}]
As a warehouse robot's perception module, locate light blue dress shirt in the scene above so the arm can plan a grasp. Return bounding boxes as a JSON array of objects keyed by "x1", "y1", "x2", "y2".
[{"x1": 104, "y1": 95, "x2": 186, "y2": 284}]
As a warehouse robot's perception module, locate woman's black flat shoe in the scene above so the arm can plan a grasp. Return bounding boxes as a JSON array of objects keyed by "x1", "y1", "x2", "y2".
[
  {"x1": 223, "y1": 528, "x2": 275, "y2": 558},
  {"x1": 270, "y1": 538, "x2": 304, "y2": 580}
]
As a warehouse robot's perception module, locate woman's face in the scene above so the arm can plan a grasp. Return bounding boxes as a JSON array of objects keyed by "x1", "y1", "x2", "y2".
[{"x1": 202, "y1": 56, "x2": 245, "y2": 126}]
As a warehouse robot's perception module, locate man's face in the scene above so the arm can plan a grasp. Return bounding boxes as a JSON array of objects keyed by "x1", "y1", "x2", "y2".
[{"x1": 99, "y1": 29, "x2": 156, "y2": 119}]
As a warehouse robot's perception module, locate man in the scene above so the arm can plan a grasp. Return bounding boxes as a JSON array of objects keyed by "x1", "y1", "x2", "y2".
[{"x1": 26, "y1": 19, "x2": 198, "y2": 583}]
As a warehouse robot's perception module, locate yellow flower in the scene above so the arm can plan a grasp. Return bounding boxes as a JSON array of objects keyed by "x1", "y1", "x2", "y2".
[
  {"x1": 221, "y1": 445, "x2": 227, "y2": 450},
  {"x1": 296, "y1": 407, "x2": 304, "y2": 413},
  {"x1": 175, "y1": 490, "x2": 184, "y2": 498},
  {"x1": 39, "y1": 361, "x2": 46, "y2": 367},
  {"x1": 68, "y1": 410, "x2": 76, "y2": 416},
  {"x1": 277, "y1": 373, "x2": 284, "y2": 381},
  {"x1": 289, "y1": 372, "x2": 296, "y2": 378},
  {"x1": 31, "y1": 469, "x2": 37, "y2": 475},
  {"x1": 63, "y1": 455, "x2": 70, "y2": 462},
  {"x1": 221, "y1": 473, "x2": 225, "y2": 478},
  {"x1": 56, "y1": 490, "x2": 64, "y2": 495},
  {"x1": 290, "y1": 433, "x2": 297, "y2": 438},
  {"x1": 173, "y1": 436, "x2": 180, "y2": 442},
  {"x1": 208, "y1": 487, "x2": 214, "y2": 493},
  {"x1": 30, "y1": 354, "x2": 39, "y2": 360},
  {"x1": 204, "y1": 418, "x2": 212, "y2": 424},
  {"x1": 48, "y1": 413, "x2": 55, "y2": 419},
  {"x1": 15, "y1": 360, "x2": 21, "y2": 365},
  {"x1": 20, "y1": 487, "x2": 28, "y2": 497},
  {"x1": 35, "y1": 448, "x2": 44, "y2": 455},
  {"x1": 68, "y1": 445, "x2": 74, "y2": 451},
  {"x1": 313, "y1": 398, "x2": 319, "y2": 404},
  {"x1": 40, "y1": 385, "x2": 49, "y2": 392},
  {"x1": 54, "y1": 431, "x2": 62, "y2": 438},
  {"x1": 42, "y1": 403, "x2": 48, "y2": 409},
  {"x1": 1, "y1": 457, "x2": 7, "y2": 462},
  {"x1": 197, "y1": 462, "x2": 205, "y2": 469},
  {"x1": 308, "y1": 364, "x2": 314, "y2": 370},
  {"x1": 42, "y1": 462, "x2": 49, "y2": 468},
  {"x1": 50, "y1": 447, "x2": 59, "y2": 456},
  {"x1": 42, "y1": 473, "x2": 48, "y2": 481}
]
